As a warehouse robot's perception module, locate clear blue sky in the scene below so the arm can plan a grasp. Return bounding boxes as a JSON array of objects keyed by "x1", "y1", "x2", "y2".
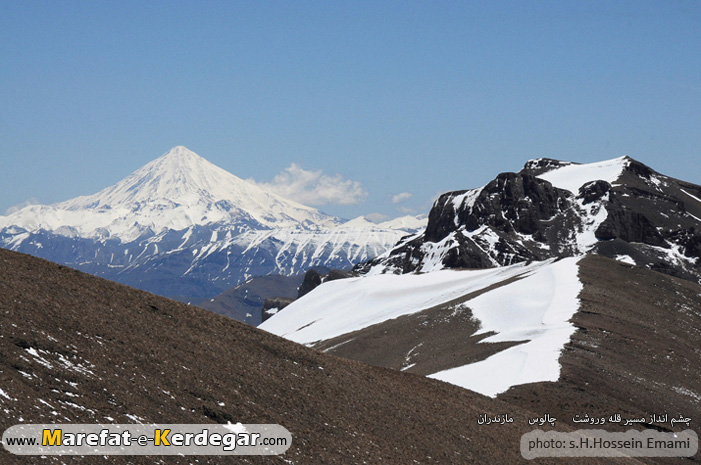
[{"x1": 1, "y1": 1, "x2": 699, "y2": 220}]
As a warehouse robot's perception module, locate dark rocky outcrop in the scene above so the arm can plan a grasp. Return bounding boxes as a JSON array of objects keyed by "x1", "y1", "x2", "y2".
[
  {"x1": 325, "y1": 268, "x2": 354, "y2": 282},
  {"x1": 520, "y1": 157, "x2": 574, "y2": 176},
  {"x1": 358, "y1": 171, "x2": 581, "y2": 273},
  {"x1": 594, "y1": 202, "x2": 665, "y2": 245},
  {"x1": 297, "y1": 268, "x2": 323, "y2": 298},
  {"x1": 578, "y1": 179, "x2": 611, "y2": 204},
  {"x1": 261, "y1": 296, "x2": 295, "y2": 323},
  {"x1": 359, "y1": 157, "x2": 701, "y2": 284},
  {"x1": 425, "y1": 173, "x2": 571, "y2": 242}
]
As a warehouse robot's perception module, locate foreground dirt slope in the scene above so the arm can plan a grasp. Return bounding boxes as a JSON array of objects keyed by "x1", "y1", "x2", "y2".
[
  {"x1": 309, "y1": 255, "x2": 700, "y2": 464},
  {"x1": 0, "y1": 249, "x2": 638, "y2": 465},
  {"x1": 318, "y1": 256, "x2": 700, "y2": 432},
  {"x1": 501, "y1": 255, "x2": 701, "y2": 463},
  {"x1": 313, "y1": 274, "x2": 526, "y2": 375}
]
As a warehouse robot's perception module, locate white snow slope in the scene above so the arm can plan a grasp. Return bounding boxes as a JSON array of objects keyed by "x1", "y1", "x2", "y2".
[
  {"x1": 428, "y1": 257, "x2": 582, "y2": 396},
  {"x1": 536, "y1": 156, "x2": 629, "y2": 194},
  {"x1": 261, "y1": 257, "x2": 583, "y2": 397}
]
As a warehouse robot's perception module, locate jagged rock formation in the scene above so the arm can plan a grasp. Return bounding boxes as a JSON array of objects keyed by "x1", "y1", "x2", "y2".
[
  {"x1": 297, "y1": 269, "x2": 324, "y2": 298},
  {"x1": 359, "y1": 156, "x2": 701, "y2": 284}
]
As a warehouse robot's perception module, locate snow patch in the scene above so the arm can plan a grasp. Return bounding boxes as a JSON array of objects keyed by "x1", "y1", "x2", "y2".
[
  {"x1": 615, "y1": 255, "x2": 636, "y2": 265},
  {"x1": 428, "y1": 257, "x2": 582, "y2": 397},
  {"x1": 680, "y1": 189, "x2": 701, "y2": 205},
  {"x1": 261, "y1": 259, "x2": 552, "y2": 345},
  {"x1": 537, "y1": 157, "x2": 629, "y2": 194},
  {"x1": 0, "y1": 388, "x2": 15, "y2": 401}
]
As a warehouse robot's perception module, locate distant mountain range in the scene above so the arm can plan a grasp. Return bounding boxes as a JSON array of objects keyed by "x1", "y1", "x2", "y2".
[{"x1": 0, "y1": 146, "x2": 425, "y2": 301}]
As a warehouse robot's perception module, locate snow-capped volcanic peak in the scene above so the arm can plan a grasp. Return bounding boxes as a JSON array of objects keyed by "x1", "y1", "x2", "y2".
[
  {"x1": 63, "y1": 146, "x2": 338, "y2": 227},
  {"x1": 0, "y1": 146, "x2": 431, "y2": 300},
  {"x1": 2, "y1": 146, "x2": 341, "y2": 241},
  {"x1": 534, "y1": 156, "x2": 630, "y2": 194},
  {"x1": 68, "y1": 145, "x2": 246, "y2": 207}
]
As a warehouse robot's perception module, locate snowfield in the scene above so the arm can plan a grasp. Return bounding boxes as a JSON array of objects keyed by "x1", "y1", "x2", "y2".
[
  {"x1": 428, "y1": 257, "x2": 581, "y2": 396},
  {"x1": 261, "y1": 259, "x2": 549, "y2": 343},
  {"x1": 261, "y1": 257, "x2": 584, "y2": 397},
  {"x1": 536, "y1": 156, "x2": 629, "y2": 194}
]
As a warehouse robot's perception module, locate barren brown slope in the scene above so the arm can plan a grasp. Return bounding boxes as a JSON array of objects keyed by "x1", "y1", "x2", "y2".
[
  {"x1": 313, "y1": 274, "x2": 527, "y2": 375},
  {"x1": 0, "y1": 249, "x2": 637, "y2": 465},
  {"x1": 500, "y1": 255, "x2": 701, "y2": 460},
  {"x1": 314, "y1": 255, "x2": 700, "y2": 463}
]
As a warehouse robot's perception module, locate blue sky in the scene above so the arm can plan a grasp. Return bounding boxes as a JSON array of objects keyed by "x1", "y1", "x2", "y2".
[{"x1": 1, "y1": 1, "x2": 699, "y2": 220}]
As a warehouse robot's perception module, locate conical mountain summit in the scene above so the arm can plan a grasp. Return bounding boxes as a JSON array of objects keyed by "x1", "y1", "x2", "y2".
[
  {"x1": 2, "y1": 146, "x2": 340, "y2": 241},
  {"x1": 0, "y1": 146, "x2": 419, "y2": 301}
]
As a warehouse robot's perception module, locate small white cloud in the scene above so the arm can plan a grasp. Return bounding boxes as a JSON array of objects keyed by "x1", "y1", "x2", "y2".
[
  {"x1": 365, "y1": 212, "x2": 390, "y2": 223},
  {"x1": 392, "y1": 192, "x2": 413, "y2": 204},
  {"x1": 5, "y1": 197, "x2": 40, "y2": 215},
  {"x1": 249, "y1": 164, "x2": 367, "y2": 206}
]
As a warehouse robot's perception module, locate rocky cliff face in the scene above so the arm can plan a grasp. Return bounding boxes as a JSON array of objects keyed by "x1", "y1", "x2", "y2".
[{"x1": 359, "y1": 156, "x2": 701, "y2": 284}]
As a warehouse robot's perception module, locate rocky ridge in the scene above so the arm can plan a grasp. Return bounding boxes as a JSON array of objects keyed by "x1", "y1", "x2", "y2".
[{"x1": 358, "y1": 156, "x2": 701, "y2": 284}]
